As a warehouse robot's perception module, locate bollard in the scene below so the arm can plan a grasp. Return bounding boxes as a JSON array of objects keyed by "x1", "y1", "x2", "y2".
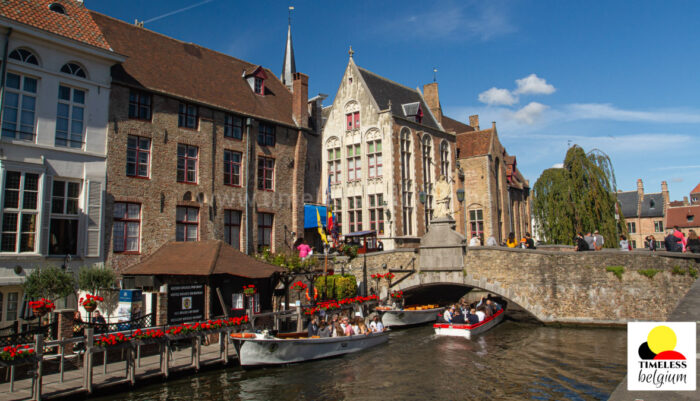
[
  {"x1": 161, "y1": 341, "x2": 169, "y2": 378},
  {"x1": 34, "y1": 334, "x2": 44, "y2": 401},
  {"x1": 194, "y1": 336, "x2": 201, "y2": 371},
  {"x1": 84, "y1": 328, "x2": 94, "y2": 393},
  {"x1": 296, "y1": 306, "x2": 303, "y2": 332}
]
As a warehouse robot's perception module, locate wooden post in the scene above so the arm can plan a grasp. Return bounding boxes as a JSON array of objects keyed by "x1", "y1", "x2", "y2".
[
  {"x1": 9, "y1": 365, "x2": 14, "y2": 392},
  {"x1": 34, "y1": 334, "x2": 43, "y2": 401},
  {"x1": 222, "y1": 329, "x2": 230, "y2": 364},
  {"x1": 84, "y1": 328, "x2": 94, "y2": 393},
  {"x1": 128, "y1": 347, "x2": 135, "y2": 386},
  {"x1": 59, "y1": 344, "x2": 65, "y2": 383},
  {"x1": 296, "y1": 306, "x2": 303, "y2": 332},
  {"x1": 161, "y1": 341, "x2": 169, "y2": 378},
  {"x1": 194, "y1": 336, "x2": 201, "y2": 371}
]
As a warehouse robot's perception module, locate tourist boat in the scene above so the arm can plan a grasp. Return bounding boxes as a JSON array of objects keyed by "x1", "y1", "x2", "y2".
[
  {"x1": 433, "y1": 308, "x2": 505, "y2": 339},
  {"x1": 231, "y1": 330, "x2": 390, "y2": 367},
  {"x1": 377, "y1": 305, "x2": 441, "y2": 327}
]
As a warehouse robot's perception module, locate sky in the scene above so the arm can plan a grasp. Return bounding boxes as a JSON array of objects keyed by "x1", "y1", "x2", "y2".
[{"x1": 87, "y1": 0, "x2": 700, "y2": 199}]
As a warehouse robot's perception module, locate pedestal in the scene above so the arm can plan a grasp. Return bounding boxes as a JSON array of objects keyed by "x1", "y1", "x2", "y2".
[{"x1": 419, "y1": 215, "x2": 465, "y2": 270}]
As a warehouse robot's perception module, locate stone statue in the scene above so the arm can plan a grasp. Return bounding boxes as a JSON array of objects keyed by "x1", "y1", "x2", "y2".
[{"x1": 433, "y1": 175, "x2": 451, "y2": 219}]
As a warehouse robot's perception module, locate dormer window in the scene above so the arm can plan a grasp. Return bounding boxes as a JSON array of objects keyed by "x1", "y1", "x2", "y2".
[
  {"x1": 254, "y1": 77, "x2": 263, "y2": 95},
  {"x1": 49, "y1": 3, "x2": 66, "y2": 14},
  {"x1": 402, "y1": 102, "x2": 423, "y2": 124},
  {"x1": 649, "y1": 199, "x2": 655, "y2": 209},
  {"x1": 244, "y1": 66, "x2": 267, "y2": 96}
]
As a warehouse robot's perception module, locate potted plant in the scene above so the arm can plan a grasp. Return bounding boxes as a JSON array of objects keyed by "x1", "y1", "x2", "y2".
[
  {"x1": 243, "y1": 284, "x2": 256, "y2": 296},
  {"x1": 0, "y1": 345, "x2": 37, "y2": 367},
  {"x1": 79, "y1": 293, "x2": 104, "y2": 313},
  {"x1": 28, "y1": 298, "x2": 55, "y2": 318},
  {"x1": 290, "y1": 281, "x2": 307, "y2": 302}
]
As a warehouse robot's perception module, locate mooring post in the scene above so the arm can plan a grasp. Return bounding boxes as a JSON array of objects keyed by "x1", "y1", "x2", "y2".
[
  {"x1": 59, "y1": 344, "x2": 65, "y2": 383},
  {"x1": 128, "y1": 347, "x2": 135, "y2": 386},
  {"x1": 161, "y1": 341, "x2": 169, "y2": 378},
  {"x1": 84, "y1": 328, "x2": 94, "y2": 393},
  {"x1": 194, "y1": 335, "x2": 201, "y2": 371},
  {"x1": 296, "y1": 306, "x2": 303, "y2": 332},
  {"x1": 34, "y1": 334, "x2": 44, "y2": 401}
]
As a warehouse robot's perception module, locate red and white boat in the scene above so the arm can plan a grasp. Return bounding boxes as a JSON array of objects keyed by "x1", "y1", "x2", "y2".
[{"x1": 433, "y1": 309, "x2": 505, "y2": 339}]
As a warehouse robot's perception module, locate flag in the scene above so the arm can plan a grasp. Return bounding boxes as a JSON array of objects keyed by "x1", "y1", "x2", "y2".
[{"x1": 316, "y1": 208, "x2": 328, "y2": 244}]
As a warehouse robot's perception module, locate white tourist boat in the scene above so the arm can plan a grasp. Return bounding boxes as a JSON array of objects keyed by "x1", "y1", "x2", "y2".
[
  {"x1": 433, "y1": 309, "x2": 505, "y2": 339},
  {"x1": 231, "y1": 331, "x2": 390, "y2": 367},
  {"x1": 378, "y1": 306, "x2": 442, "y2": 327}
]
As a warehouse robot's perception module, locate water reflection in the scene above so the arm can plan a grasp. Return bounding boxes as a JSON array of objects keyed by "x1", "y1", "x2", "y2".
[{"x1": 94, "y1": 321, "x2": 626, "y2": 401}]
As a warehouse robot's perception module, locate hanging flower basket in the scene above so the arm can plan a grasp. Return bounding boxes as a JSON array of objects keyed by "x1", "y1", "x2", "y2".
[
  {"x1": 242, "y1": 284, "x2": 257, "y2": 296},
  {"x1": 28, "y1": 298, "x2": 55, "y2": 317},
  {"x1": 80, "y1": 294, "x2": 104, "y2": 313}
]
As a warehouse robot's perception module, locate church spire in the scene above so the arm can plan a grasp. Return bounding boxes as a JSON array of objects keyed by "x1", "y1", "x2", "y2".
[{"x1": 281, "y1": 6, "x2": 296, "y2": 91}]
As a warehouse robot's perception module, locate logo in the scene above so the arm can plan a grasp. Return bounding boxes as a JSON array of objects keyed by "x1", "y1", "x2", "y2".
[
  {"x1": 628, "y1": 322, "x2": 696, "y2": 391},
  {"x1": 182, "y1": 296, "x2": 192, "y2": 310}
]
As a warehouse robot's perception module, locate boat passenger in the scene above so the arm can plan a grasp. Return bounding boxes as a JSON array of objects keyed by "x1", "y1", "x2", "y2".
[
  {"x1": 332, "y1": 322, "x2": 344, "y2": 337},
  {"x1": 486, "y1": 299, "x2": 502, "y2": 312},
  {"x1": 351, "y1": 317, "x2": 361, "y2": 334},
  {"x1": 369, "y1": 315, "x2": 384, "y2": 332},
  {"x1": 475, "y1": 307, "x2": 486, "y2": 322},
  {"x1": 318, "y1": 320, "x2": 331, "y2": 338},
  {"x1": 358, "y1": 321, "x2": 370, "y2": 335},
  {"x1": 307, "y1": 316, "x2": 319, "y2": 337},
  {"x1": 342, "y1": 317, "x2": 355, "y2": 336},
  {"x1": 443, "y1": 306, "x2": 453, "y2": 323},
  {"x1": 466, "y1": 308, "x2": 479, "y2": 325},
  {"x1": 451, "y1": 308, "x2": 465, "y2": 324}
]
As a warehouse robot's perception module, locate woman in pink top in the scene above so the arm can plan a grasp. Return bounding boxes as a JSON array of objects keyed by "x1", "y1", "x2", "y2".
[{"x1": 297, "y1": 240, "x2": 311, "y2": 260}]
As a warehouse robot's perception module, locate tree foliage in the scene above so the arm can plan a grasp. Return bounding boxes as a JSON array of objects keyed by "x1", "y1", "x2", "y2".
[
  {"x1": 255, "y1": 249, "x2": 319, "y2": 272},
  {"x1": 78, "y1": 266, "x2": 116, "y2": 293},
  {"x1": 315, "y1": 274, "x2": 358, "y2": 300},
  {"x1": 23, "y1": 266, "x2": 75, "y2": 300},
  {"x1": 533, "y1": 145, "x2": 625, "y2": 246}
]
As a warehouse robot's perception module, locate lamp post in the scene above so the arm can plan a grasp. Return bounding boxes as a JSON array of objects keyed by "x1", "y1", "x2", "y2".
[
  {"x1": 457, "y1": 188, "x2": 466, "y2": 238},
  {"x1": 362, "y1": 252, "x2": 368, "y2": 297}
]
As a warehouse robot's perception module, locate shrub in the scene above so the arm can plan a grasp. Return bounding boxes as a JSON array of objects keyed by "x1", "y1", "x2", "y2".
[
  {"x1": 690, "y1": 267, "x2": 698, "y2": 279},
  {"x1": 315, "y1": 274, "x2": 357, "y2": 300},
  {"x1": 23, "y1": 265, "x2": 75, "y2": 300},
  {"x1": 637, "y1": 269, "x2": 660, "y2": 279},
  {"x1": 671, "y1": 265, "x2": 686, "y2": 276},
  {"x1": 605, "y1": 266, "x2": 625, "y2": 280},
  {"x1": 78, "y1": 266, "x2": 116, "y2": 292}
]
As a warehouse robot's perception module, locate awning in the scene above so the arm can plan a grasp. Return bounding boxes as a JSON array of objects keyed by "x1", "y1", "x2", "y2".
[
  {"x1": 344, "y1": 230, "x2": 376, "y2": 237},
  {"x1": 304, "y1": 204, "x2": 327, "y2": 229}
]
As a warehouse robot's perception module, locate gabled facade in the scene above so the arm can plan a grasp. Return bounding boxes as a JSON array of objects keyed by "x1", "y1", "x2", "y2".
[
  {"x1": 322, "y1": 56, "x2": 457, "y2": 249},
  {"x1": 0, "y1": 0, "x2": 123, "y2": 322},
  {"x1": 616, "y1": 179, "x2": 669, "y2": 249}
]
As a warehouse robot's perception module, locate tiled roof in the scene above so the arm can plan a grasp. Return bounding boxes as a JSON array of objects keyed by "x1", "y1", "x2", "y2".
[
  {"x1": 441, "y1": 115, "x2": 475, "y2": 133},
  {"x1": 91, "y1": 12, "x2": 296, "y2": 127},
  {"x1": 666, "y1": 206, "x2": 700, "y2": 229},
  {"x1": 640, "y1": 192, "x2": 665, "y2": 218},
  {"x1": 456, "y1": 129, "x2": 493, "y2": 158},
  {"x1": 356, "y1": 66, "x2": 440, "y2": 130},
  {"x1": 0, "y1": 0, "x2": 110, "y2": 50},
  {"x1": 124, "y1": 240, "x2": 284, "y2": 278},
  {"x1": 617, "y1": 191, "x2": 639, "y2": 218},
  {"x1": 691, "y1": 183, "x2": 700, "y2": 194}
]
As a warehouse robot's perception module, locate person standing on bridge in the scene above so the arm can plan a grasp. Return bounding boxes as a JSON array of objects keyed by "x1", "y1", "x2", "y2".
[
  {"x1": 619, "y1": 235, "x2": 630, "y2": 251},
  {"x1": 584, "y1": 231, "x2": 596, "y2": 251},
  {"x1": 593, "y1": 230, "x2": 604, "y2": 250},
  {"x1": 574, "y1": 233, "x2": 589, "y2": 251}
]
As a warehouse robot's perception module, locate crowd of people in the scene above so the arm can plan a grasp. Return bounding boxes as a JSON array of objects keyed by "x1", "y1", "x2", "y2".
[
  {"x1": 573, "y1": 226, "x2": 699, "y2": 253},
  {"x1": 307, "y1": 312, "x2": 385, "y2": 338},
  {"x1": 469, "y1": 232, "x2": 536, "y2": 249},
  {"x1": 661, "y1": 226, "x2": 700, "y2": 253},
  {"x1": 440, "y1": 295, "x2": 502, "y2": 325},
  {"x1": 573, "y1": 230, "x2": 606, "y2": 251}
]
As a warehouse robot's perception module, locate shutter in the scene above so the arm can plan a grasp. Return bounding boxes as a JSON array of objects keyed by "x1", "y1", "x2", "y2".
[
  {"x1": 86, "y1": 180, "x2": 103, "y2": 257},
  {"x1": 41, "y1": 175, "x2": 53, "y2": 255}
]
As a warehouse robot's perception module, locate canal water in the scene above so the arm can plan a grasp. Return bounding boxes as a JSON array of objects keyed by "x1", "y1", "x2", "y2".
[{"x1": 93, "y1": 320, "x2": 627, "y2": 401}]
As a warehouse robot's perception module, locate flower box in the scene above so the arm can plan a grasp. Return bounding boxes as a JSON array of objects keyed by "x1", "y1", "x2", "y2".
[{"x1": 0, "y1": 355, "x2": 38, "y2": 367}]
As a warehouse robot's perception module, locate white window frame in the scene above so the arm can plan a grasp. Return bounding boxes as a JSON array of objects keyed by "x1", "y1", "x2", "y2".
[
  {"x1": 49, "y1": 179, "x2": 82, "y2": 256},
  {"x1": 55, "y1": 84, "x2": 86, "y2": 148},
  {"x1": 0, "y1": 171, "x2": 40, "y2": 254},
  {"x1": 2, "y1": 71, "x2": 38, "y2": 141}
]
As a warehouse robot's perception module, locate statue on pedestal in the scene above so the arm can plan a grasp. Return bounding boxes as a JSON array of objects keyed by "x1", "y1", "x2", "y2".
[{"x1": 433, "y1": 175, "x2": 451, "y2": 219}]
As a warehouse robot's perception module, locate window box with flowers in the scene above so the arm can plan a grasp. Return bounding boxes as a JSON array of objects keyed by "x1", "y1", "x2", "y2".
[{"x1": 0, "y1": 345, "x2": 37, "y2": 367}]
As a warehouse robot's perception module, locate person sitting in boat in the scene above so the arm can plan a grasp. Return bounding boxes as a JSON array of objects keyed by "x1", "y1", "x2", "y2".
[
  {"x1": 442, "y1": 306, "x2": 454, "y2": 323},
  {"x1": 451, "y1": 308, "x2": 465, "y2": 324},
  {"x1": 466, "y1": 308, "x2": 480, "y2": 325},
  {"x1": 358, "y1": 320, "x2": 370, "y2": 335},
  {"x1": 332, "y1": 322, "x2": 344, "y2": 337},
  {"x1": 475, "y1": 306, "x2": 487, "y2": 322},
  {"x1": 351, "y1": 317, "x2": 361, "y2": 334},
  {"x1": 369, "y1": 315, "x2": 384, "y2": 332},
  {"x1": 307, "y1": 316, "x2": 320, "y2": 337},
  {"x1": 318, "y1": 320, "x2": 331, "y2": 338},
  {"x1": 486, "y1": 298, "x2": 502, "y2": 313},
  {"x1": 342, "y1": 316, "x2": 355, "y2": 336}
]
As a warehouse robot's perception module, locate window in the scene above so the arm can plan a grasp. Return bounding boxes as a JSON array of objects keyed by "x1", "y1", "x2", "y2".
[
  {"x1": 257, "y1": 157, "x2": 274, "y2": 190},
  {"x1": 9, "y1": 48, "x2": 39, "y2": 65},
  {"x1": 328, "y1": 147, "x2": 341, "y2": 184},
  {"x1": 346, "y1": 111, "x2": 360, "y2": 130},
  {"x1": 225, "y1": 115, "x2": 243, "y2": 139},
  {"x1": 55, "y1": 85, "x2": 85, "y2": 148},
  {"x1": 49, "y1": 3, "x2": 66, "y2": 14},
  {"x1": 627, "y1": 222, "x2": 636, "y2": 234},
  {"x1": 346, "y1": 144, "x2": 361, "y2": 181},
  {"x1": 2, "y1": 72, "x2": 37, "y2": 140},
  {"x1": 334, "y1": 198, "x2": 342, "y2": 234},
  {"x1": 689, "y1": 215, "x2": 695, "y2": 223},
  {"x1": 469, "y1": 209, "x2": 484, "y2": 238},
  {"x1": 368, "y1": 140, "x2": 382, "y2": 178},
  {"x1": 178, "y1": 103, "x2": 198, "y2": 129},
  {"x1": 1, "y1": 171, "x2": 39, "y2": 253},
  {"x1": 224, "y1": 150, "x2": 242, "y2": 186},
  {"x1": 400, "y1": 130, "x2": 413, "y2": 236},
  {"x1": 649, "y1": 199, "x2": 656, "y2": 209},
  {"x1": 440, "y1": 141, "x2": 450, "y2": 177},
  {"x1": 177, "y1": 144, "x2": 198, "y2": 183},
  {"x1": 176, "y1": 206, "x2": 198, "y2": 241},
  {"x1": 128, "y1": 90, "x2": 152, "y2": 120},
  {"x1": 369, "y1": 194, "x2": 384, "y2": 235},
  {"x1": 225, "y1": 210, "x2": 241, "y2": 250},
  {"x1": 257, "y1": 123, "x2": 275, "y2": 146},
  {"x1": 654, "y1": 220, "x2": 664, "y2": 233},
  {"x1": 127, "y1": 136, "x2": 150, "y2": 178},
  {"x1": 257, "y1": 212, "x2": 273, "y2": 252},
  {"x1": 415, "y1": 105, "x2": 423, "y2": 124},
  {"x1": 232, "y1": 293, "x2": 244, "y2": 310},
  {"x1": 60, "y1": 63, "x2": 86, "y2": 78},
  {"x1": 422, "y1": 135, "x2": 434, "y2": 227},
  {"x1": 6, "y1": 292, "x2": 18, "y2": 321},
  {"x1": 348, "y1": 196, "x2": 362, "y2": 233},
  {"x1": 254, "y1": 77, "x2": 264, "y2": 95},
  {"x1": 49, "y1": 180, "x2": 80, "y2": 255},
  {"x1": 113, "y1": 202, "x2": 140, "y2": 253}
]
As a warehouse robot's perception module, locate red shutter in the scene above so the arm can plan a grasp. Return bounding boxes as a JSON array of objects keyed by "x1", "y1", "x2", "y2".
[
  {"x1": 346, "y1": 114, "x2": 352, "y2": 129},
  {"x1": 354, "y1": 112, "x2": 360, "y2": 129}
]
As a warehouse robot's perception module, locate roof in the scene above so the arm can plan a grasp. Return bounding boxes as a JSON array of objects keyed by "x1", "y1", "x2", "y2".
[
  {"x1": 456, "y1": 129, "x2": 493, "y2": 158},
  {"x1": 356, "y1": 66, "x2": 440, "y2": 130},
  {"x1": 666, "y1": 206, "x2": 700, "y2": 229},
  {"x1": 90, "y1": 12, "x2": 296, "y2": 127},
  {"x1": 344, "y1": 230, "x2": 376, "y2": 237},
  {"x1": 124, "y1": 240, "x2": 284, "y2": 278},
  {"x1": 691, "y1": 183, "x2": 700, "y2": 195},
  {"x1": 640, "y1": 192, "x2": 665, "y2": 218},
  {"x1": 0, "y1": 0, "x2": 111, "y2": 50},
  {"x1": 617, "y1": 191, "x2": 639, "y2": 218},
  {"x1": 441, "y1": 116, "x2": 475, "y2": 133}
]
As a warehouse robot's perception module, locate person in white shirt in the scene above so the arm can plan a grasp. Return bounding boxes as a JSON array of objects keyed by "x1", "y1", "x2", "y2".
[
  {"x1": 369, "y1": 315, "x2": 384, "y2": 332},
  {"x1": 475, "y1": 307, "x2": 486, "y2": 322},
  {"x1": 469, "y1": 235, "x2": 481, "y2": 247},
  {"x1": 486, "y1": 236, "x2": 498, "y2": 246},
  {"x1": 443, "y1": 306, "x2": 454, "y2": 323}
]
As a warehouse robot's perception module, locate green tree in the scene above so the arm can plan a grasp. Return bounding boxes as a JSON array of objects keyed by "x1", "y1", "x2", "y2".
[
  {"x1": 78, "y1": 266, "x2": 116, "y2": 293},
  {"x1": 23, "y1": 266, "x2": 75, "y2": 300},
  {"x1": 533, "y1": 145, "x2": 625, "y2": 246}
]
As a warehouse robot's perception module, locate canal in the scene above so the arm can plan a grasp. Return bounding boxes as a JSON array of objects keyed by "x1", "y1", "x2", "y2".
[{"x1": 93, "y1": 320, "x2": 627, "y2": 401}]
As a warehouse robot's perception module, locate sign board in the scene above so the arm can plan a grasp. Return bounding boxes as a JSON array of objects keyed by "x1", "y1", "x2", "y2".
[
  {"x1": 168, "y1": 284, "x2": 205, "y2": 324},
  {"x1": 116, "y1": 289, "x2": 143, "y2": 330}
]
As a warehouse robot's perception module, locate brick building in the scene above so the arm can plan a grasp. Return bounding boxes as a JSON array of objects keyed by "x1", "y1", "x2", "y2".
[
  {"x1": 616, "y1": 179, "x2": 669, "y2": 249},
  {"x1": 666, "y1": 182, "x2": 700, "y2": 239},
  {"x1": 91, "y1": 12, "x2": 317, "y2": 274}
]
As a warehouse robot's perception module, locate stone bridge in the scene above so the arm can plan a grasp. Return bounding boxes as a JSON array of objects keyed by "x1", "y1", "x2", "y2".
[{"x1": 343, "y1": 247, "x2": 700, "y2": 324}]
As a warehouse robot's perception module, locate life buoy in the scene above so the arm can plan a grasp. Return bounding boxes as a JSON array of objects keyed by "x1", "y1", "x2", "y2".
[
  {"x1": 305, "y1": 287, "x2": 319, "y2": 301},
  {"x1": 230, "y1": 332, "x2": 256, "y2": 339}
]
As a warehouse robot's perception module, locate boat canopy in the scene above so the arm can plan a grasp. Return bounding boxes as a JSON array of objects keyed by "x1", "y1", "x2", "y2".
[{"x1": 344, "y1": 230, "x2": 376, "y2": 237}]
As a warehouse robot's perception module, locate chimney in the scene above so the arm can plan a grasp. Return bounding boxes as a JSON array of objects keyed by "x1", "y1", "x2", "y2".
[
  {"x1": 422, "y1": 83, "x2": 442, "y2": 124},
  {"x1": 661, "y1": 181, "x2": 670, "y2": 205},
  {"x1": 637, "y1": 179, "x2": 644, "y2": 195},
  {"x1": 469, "y1": 115, "x2": 480, "y2": 131},
  {"x1": 683, "y1": 196, "x2": 689, "y2": 206},
  {"x1": 292, "y1": 72, "x2": 309, "y2": 128},
  {"x1": 636, "y1": 179, "x2": 644, "y2": 217}
]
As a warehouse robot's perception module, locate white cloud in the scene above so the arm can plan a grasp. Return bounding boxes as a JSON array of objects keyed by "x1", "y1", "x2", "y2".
[
  {"x1": 512, "y1": 102, "x2": 549, "y2": 124},
  {"x1": 514, "y1": 74, "x2": 556, "y2": 95},
  {"x1": 566, "y1": 103, "x2": 700, "y2": 123},
  {"x1": 478, "y1": 87, "x2": 518, "y2": 106},
  {"x1": 653, "y1": 165, "x2": 700, "y2": 171}
]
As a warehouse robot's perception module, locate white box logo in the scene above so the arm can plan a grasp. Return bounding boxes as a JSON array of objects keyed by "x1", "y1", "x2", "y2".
[{"x1": 628, "y1": 322, "x2": 696, "y2": 391}]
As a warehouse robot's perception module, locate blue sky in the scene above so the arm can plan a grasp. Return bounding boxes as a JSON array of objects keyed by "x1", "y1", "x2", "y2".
[{"x1": 88, "y1": 0, "x2": 700, "y2": 199}]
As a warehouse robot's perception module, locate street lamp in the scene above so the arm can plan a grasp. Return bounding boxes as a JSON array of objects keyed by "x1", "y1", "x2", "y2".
[{"x1": 419, "y1": 191, "x2": 426, "y2": 205}]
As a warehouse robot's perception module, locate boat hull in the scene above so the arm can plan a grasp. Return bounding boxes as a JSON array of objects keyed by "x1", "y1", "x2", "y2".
[
  {"x1": 433, "y1": 309, "x2": 505, "y2": 339},
  {"x1": 233, "y1": 331, "x2": 389, "y2": 367},
  {"x1": 380, "y1": 308, "x2": 441, "y2": 327}
]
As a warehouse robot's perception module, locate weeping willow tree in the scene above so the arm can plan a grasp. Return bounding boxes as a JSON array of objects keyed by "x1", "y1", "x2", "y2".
[{"x1": 533, "y1": 145, "x2": 625, "y2": 246}]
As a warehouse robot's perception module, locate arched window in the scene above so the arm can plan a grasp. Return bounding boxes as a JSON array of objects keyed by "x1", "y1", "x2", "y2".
[
  {"x1": 9, "y1": 48, "x2": 39, "y2": 65},
  {"x1": 422, "y1": 135, "x2": 433, "y2": 228},
  {"x1": 440, "y1": 141, "x2": 450, "y2": 177},
  {"x1": 400, "y1": 129, "x2": 413, "y2": 235},
  {"x1": 49, "y1": 3, "x2": 66, "y2": 14},
  {"x1": 60, "y1": 63, "x2": 86, "y2": 78}
]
